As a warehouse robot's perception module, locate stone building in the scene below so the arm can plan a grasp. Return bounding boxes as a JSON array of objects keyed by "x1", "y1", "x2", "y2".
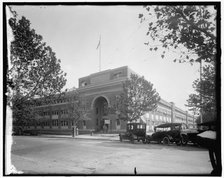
[
  {"x1": 32, "y1": 66, "x2": 195, "y2": 134},
  {"x1": 77, "y1": 66, "x2": 195, "y2": 133}
]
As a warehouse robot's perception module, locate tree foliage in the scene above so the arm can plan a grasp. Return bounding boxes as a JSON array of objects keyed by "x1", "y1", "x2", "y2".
[
  {"x1": 139, "y1": 5, "x2": 217, "y2": 63},
  {"x1": 8, "y1": 11, "x2": 67, "y2": 123},
  {"x1": 113, "y1": 74, "x2": 160, "y2": 122},
  {"x1": 186, "y1": 64, "x2": 216, "y2": 122},
  {"x1": 66, "y1": 91, "x2": 86, "y2": 126}
]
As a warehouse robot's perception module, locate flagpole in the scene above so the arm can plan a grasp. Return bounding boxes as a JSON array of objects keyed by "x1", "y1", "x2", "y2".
[
  {"x1": 99, "y1": 35, "x2": 101, "y2": 72},
  {"x1": 96, "y1": 35, "x2": 101, "y2": 72}
]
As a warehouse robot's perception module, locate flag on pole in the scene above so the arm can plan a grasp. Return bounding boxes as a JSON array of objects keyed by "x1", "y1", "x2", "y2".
[{"x1": 96, "y1": 36, "x2": 101, "y2": 49}]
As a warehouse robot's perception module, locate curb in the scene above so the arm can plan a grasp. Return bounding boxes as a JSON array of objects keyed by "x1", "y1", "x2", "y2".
[{"x1": 38, "y1": 134, "x2": 120, "y2": 141}]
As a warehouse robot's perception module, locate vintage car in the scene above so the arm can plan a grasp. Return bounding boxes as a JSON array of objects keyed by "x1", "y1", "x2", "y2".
[
  {"x1": 148, "y1": 123, "x2": 198, "y2": 145},
  {"x1": 119, "y1": 123, "x2": 148, "y2": 143}
]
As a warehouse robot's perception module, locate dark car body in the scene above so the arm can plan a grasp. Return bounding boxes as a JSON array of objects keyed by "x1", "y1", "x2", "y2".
[
  {"x1": 119, "y1": 123, "x2": 147, "y2": 143},
  {"x1": 148, "y1": 123, "x2": 198, "y2": 145}
]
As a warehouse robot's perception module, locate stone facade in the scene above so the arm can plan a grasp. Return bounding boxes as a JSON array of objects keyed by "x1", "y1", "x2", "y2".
[
  {"x1": 32, "y1": 66, "x2": 196, "y2": 134},
  {"x1": 77, "y1": 66, "x2": 196, "y2": 133}
]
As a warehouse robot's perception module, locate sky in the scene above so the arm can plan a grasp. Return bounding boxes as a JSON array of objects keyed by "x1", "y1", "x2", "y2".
[{"x1": 9, "y1": 5, "x2": 202, "y2": 112}]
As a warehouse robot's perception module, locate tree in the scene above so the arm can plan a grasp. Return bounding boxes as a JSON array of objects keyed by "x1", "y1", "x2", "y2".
[
  {"x1": 139, "y1": 5, "x2": 217, "y2": 63},
  {"x1": 139, "y1": 5, "x2": 218, "y2": 122},
  {"x1": 186, "y1": 64, "x2": 216, "y2": 122},
  {"x1": 66, "y1": 91, "x2": 86, "y2": 135},
  {"x1": 112, "y1": 74, "x2": 160, "y2": 122},
  {"x1": 7, "y1": 11, "x2": 67, "y2": 124}
]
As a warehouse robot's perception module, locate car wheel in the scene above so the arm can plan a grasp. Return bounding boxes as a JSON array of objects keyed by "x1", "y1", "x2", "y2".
[
  {"x1": 176, "y1": 140, "x2": 181, "y2": 146},
  {"x1": 162, "y1": 137, "x2": 170, "y2": 145},
  {"x1": 181, "y1": 135, "x2": 188, "y2": 146},
  {"x1": 142, "y1": 138, "x2": 146, "y2": 144}
]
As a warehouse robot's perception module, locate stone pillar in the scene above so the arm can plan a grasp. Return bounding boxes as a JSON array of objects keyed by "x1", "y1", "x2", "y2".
[
  {"x1": 58, "y1": 112, "x2": 61, "y2": 129},
  {"x1": 186, "y1": 111, "x2": 188, "y2": 125},
  {"x1": 170, "y1": 102, "x2": 175, "y2": 123}
]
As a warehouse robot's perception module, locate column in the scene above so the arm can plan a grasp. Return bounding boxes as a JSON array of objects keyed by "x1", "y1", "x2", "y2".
[
  {"x1": 170, "y1": 102, "x2": 175, "y2": 123},
  {"x1": 185, "y1": 111, "x2": 188, "y2": 125},
  {"x1": 58, "y1": 111, "x2": 61, "y2": 129}
]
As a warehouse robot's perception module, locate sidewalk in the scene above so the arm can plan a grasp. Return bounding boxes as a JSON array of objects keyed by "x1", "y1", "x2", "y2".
[
  {"x1": 39, "y1": 133, "x2": 120, "y2": 141},
  {"x1": 76, "y1": 133, "x2": 119, "y2": 141}
]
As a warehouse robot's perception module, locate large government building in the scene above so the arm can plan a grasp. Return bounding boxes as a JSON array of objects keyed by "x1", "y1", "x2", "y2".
[{"x1": 32, "y1": 66, "x2": 196, "y2": 134}]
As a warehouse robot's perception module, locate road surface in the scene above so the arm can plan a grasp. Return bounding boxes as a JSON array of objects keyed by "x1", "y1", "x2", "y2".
[{"x1": 9, "y1": 136, "x2": 212, "y2": 175}]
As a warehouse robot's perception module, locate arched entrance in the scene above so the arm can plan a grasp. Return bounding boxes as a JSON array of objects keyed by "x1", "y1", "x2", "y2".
[{"x1": 93, "y1": 96, "x2": 109, "y2": 132}]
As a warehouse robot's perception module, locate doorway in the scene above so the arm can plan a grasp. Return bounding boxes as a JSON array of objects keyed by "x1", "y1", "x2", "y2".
[{"x1": 94, "y1": 96, "x2": 109, "y2": 132}]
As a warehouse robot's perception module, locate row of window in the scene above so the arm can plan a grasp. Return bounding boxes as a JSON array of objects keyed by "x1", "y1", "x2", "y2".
[
  {"x1": 156, "y1": 110, "x2": 172, "y2": 116},
  {"x1": 35, "y1": 97, "x2": 77, "y2": 107},
  {"x1": 40, "y1": 110, "x2": 70, "y2": 116},
  {"x1": 151, "y1": 114, "x2": 172, "y2": 122},
  {"x1": 33, "y1": 120, "x2": 87, "y2": 127},
  {"x1": 35, "y1": 120, "x2": 71, "y2": 127},
  {"x1": 175, "y1": 116, "x2": 186, "y2": 121}
]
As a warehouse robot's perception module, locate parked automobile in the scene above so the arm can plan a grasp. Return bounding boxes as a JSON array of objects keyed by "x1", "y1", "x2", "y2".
[
  {"x1": 148, "y1": 123, "x2": 198, "y2": 145},
  {"x1": 119, "y1": 123, "x2": 148, "y2": 143}
]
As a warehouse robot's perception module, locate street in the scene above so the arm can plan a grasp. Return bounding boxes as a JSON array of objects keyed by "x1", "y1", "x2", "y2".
[{"x1": 10, "y1": 136, "x2": 212, "y2": 175}]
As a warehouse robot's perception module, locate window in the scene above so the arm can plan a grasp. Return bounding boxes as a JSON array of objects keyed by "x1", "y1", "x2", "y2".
[
  {"x1": 116, "y1": 119, "x2": 120, "y2": 126},
  {"x1": 114, "y1": 72, "x2": 122, "y2": 78},
  {"x1": 52, "y1": 120, "x2": 58, "y2": 126}
]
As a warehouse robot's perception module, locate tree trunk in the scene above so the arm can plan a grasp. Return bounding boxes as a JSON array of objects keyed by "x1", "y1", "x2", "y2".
[{"x1": 72, "y1": 125, "x2": 79, "y2": 137}]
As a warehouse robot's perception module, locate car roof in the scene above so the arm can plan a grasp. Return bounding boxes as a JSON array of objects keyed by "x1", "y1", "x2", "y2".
[{"x1": 155, "y1": 123, "x2": 182, "y2": 128}]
